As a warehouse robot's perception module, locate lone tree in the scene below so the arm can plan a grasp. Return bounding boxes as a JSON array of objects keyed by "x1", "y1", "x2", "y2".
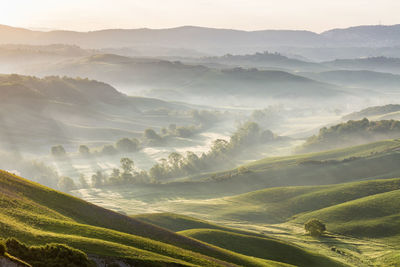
[
  {"x1": 51, "y1": 145, "x2": 66, "y2": 157},
  {"x1": 305, "y1": 218, "x2": 326, "y2": 237},
  {"x1": 78, "y1": 145, "x2": 90, "y2": 155},
  {"x1": 57, "y1": 176, "x2": 76, "y2": 192}
]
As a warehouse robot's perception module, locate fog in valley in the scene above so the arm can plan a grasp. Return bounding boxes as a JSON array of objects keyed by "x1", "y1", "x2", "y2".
[{"x1": 2, "y1": 5, "x2": 400, "y2": 265}]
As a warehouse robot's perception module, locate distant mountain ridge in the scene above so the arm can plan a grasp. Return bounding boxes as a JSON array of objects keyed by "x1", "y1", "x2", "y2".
[{"x1": 2, "y1": 24, "x2": 400, "y2": 54}]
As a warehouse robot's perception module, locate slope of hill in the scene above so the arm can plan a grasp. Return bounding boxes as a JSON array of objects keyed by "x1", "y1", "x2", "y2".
[
  {"x1": 136, "y1": 178, "x2": 400, "y2": 246},
  {"x1": 77, "y1": 139, "x2": 400, "y2": 208},
  {"x1": 212, "y1": 178, "x2": 400, "y2": 226},
  {"x1": 298, "y1": 118, "x2": 400, "y2": 153},
  {"x1": 134, "y1": 213, "x2": 345, "y2": 266},
  {"x1": 301, "y1": 70, "x2": 400, "y2": 92},
  {"x1": 343, "y1": 104, "x2": 400, "y2": 120},
  {"x1": 0, "y1": 170, "x2": 304, "y2": 267},
  {"x1": 179, "y1": 229, "x2": 344, "y2": 267},
  {"x1": 323, "y1": 57, "x2": 400, "y2": 74},
  {"x1": 293, "y1": 188, "x2": 400, "y2": 242},
  {"x1": 189, "y1": 52, "x2": 326, "y2": 72},
  {"x1": 133, "y1": 213, "x2": 263, "y2": 237},
  {"x1": 321, "y1": 24, "x2": 400, "y2": 47},
  {"x1": 0, "y1": 74, "x2": 192, "y2": 152}
]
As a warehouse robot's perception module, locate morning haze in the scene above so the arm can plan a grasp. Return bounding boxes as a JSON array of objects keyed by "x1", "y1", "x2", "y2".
[{"x1": 0, "y1": 1, "x2": 399, "y2": 266}]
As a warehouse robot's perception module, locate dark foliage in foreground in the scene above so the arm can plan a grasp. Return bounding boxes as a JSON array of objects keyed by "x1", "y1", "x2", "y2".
[{"x1": 5, "y1": 238, "x2": 94, "y2": 267}]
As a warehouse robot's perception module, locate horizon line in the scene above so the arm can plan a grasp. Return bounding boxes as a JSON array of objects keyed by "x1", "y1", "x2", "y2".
[{"x1": 1, "y1": 23, "x2": 400, "y2": 34}]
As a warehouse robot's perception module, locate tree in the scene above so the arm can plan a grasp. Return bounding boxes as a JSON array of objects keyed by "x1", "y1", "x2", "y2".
[
  {"x1": 91, "y1": 171, "x2": 105, "y2": 187},
  {"x1": 305, "y1": 219, "x2": 326, "y2": 237},
  {"x1": 120, "y1": 158, "x2": 135, "y2": 182},
  {"x1": 149, "y1": 164, "x2": 165, "y2": 181},
  {"x1": 101, "y1": 145, "x2": 118, "y2": 155},
  {"x1": 144, "y1": 128, "x2": 161, "y2": 140},
  {"x1": 116, "y1": 138, "x2": 139, "y2": 152},
  {"x1": 120, "y1": 158, "x2": 134, "y2": 174},
  {"x1": 78, "y1": 145, "x2": 90, "y2": 155},
  {"x1": 57, "y1": 176, "x2": 76, "y2": 192},
  {"x1": 78, "y1": 174, "x2": 89, "y2": 189},
  {"x1": 51, "y1": 145, "x2": 66, "y2": 157},
  {"x1": 168, "y1": 152, "x2": 183, "y2": 169}
]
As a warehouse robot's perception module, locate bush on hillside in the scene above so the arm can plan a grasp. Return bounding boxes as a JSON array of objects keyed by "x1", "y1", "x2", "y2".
[
  {"x1": 0, "y1": 241, "x2": 6, "y2": 255},
  {"x1": 5, "y1": 238, "x2": 94, "y2": 267},
  {"x1": 305, "y1": 219, "x2": 326, "y2": 237}
]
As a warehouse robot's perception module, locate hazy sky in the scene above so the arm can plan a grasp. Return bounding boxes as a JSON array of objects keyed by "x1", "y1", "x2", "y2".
[{"x1": 1, "y1": 0, "x2": 399, "y2": 32}]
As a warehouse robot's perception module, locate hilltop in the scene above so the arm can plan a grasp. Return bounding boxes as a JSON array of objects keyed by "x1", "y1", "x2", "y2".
[{"x1": 189, "y1": 51, "x2": 325, "y2": 72}]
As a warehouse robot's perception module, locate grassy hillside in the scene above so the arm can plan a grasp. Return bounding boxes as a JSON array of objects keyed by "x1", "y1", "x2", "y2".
[
  {"x1": 179, "y1": 229, "x2": 346, "y2": 267},
  {"x1": 133, "y1": 213, "x2": 265, "y2": 237},
  {"x1": 77, "y1": 139, "x2": 400, "y2": 205},
  {"x1": 134, "y1": 213, "x2": 347, "y2": 266},
  {"x1": 0, "y1": 169, "x2": 318, "y2": 266},
  {"x1": 160, "y1": 177, "x2": 400, "y2": 230},
  {"x1": 293, "y1": 188, "x2": 400, "y2": 243}
]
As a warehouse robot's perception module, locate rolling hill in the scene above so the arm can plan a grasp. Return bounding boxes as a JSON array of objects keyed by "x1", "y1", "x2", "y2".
[
  {"x1": 298, "y1": 119, "x2": 400, "y2": 153},
  {"x1": 323, "y1": 57, "x2": 400, "y2": 74},
  {"x1": 0, "y1": 74, "x2": 192, "y2": 152},
  {"x1": 321, "y1": 24, "x2": 400, "y2": 47},
  {"x1": 76, "y1": 139, "x2": 400, "y2": 210},
  {"x1": 301, "y1": 70, "x2": 400, "y2": 92},
  {"x1": 187, "y1": 52, "x2": 326, "y2": 72},
  {"x1": 0, "y1": 169, "x2": 347, "y2": 266},
  {"x1": 33, "y1": 54, "x2": 346, "y2": 104},
  {"x1": 343, "y1": 104, "x2": 400, "y2": 121}
]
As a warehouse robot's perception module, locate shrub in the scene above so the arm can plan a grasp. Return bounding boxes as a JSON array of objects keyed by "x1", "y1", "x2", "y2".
[
  {"x1": 5, "y1": 238, "x2": 94, "y2": 267},
  {"x1": 0, "y1": 241, "x2": 6, "y2": 255},
  {"x1": 305, "y1": 219, "x2": 326, "y2": 237}
]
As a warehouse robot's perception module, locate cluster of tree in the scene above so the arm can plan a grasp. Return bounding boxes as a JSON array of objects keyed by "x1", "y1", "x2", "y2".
[
  {"x1": 250, "y1": 105, "x2": 285, "y2": 129},
  {"x1": 143, "y1": 124, "x2": 200, "y2": 146},
  {"x1": 52, "y1": 122, "x2": 207, "y2": 158},
  {"x1": 299, "y1": 118, "x2": 400, "y2": 153},
  {"x1": 51, "y1": 137, "x2": 140, "y2": 158},
  {"x1": 148, "y1": 122, "x2": 276, "y2": 181},
  {"x1": 57, "y1": 122, "x2": 277, "y2": 189},
  {"x1": 90, "y1": 157, "x2": 150, "y2": 187},
  {"x1": 3, "y1": 238, "x2": 94, "y2": 267},
  {"x1": 51, "y1": 109, "x2": 223, "y2": 158}
]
